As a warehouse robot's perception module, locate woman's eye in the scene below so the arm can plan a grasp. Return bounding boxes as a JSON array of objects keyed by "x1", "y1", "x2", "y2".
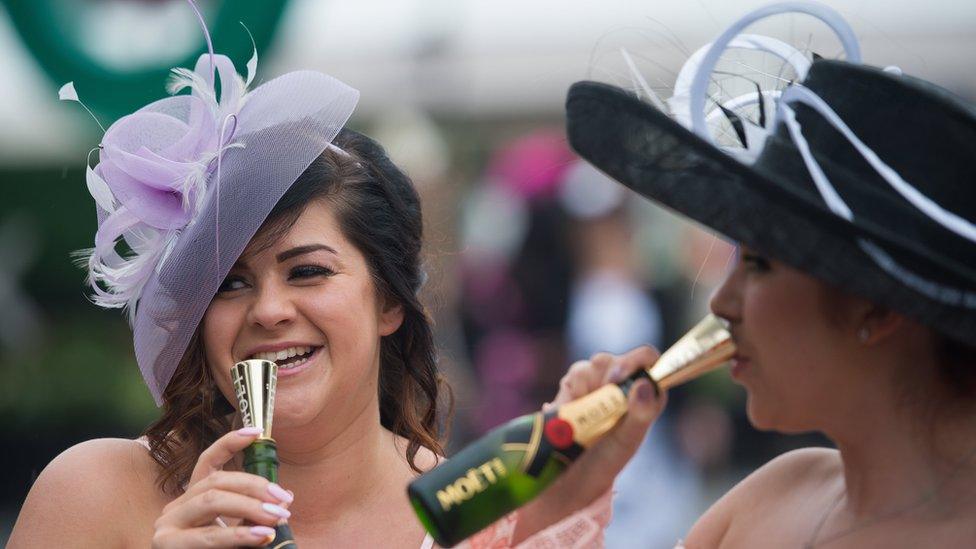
[
  {"x1": 218, "y1": 275, "x2": 248, "y2": 293},
  {"x1": 740, "y1": 252, "x2": 772, "y2": 272},
  {"x1": 289, "y1": 265, "x2": 336, "y2": 280}
]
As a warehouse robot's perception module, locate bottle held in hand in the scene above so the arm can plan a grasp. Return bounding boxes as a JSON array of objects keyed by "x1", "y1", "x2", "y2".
[
  {"x1": 232, "y1": 359, "x2": 298, "y2": 549},
  {"x1": 407, "y1": 314, "x2": 735, "y2": 547}
]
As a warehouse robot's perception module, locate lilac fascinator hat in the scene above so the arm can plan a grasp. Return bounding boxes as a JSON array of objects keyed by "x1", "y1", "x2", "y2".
[{"x1": 61, "y1": 2, "x2": 359, "y2": 404}]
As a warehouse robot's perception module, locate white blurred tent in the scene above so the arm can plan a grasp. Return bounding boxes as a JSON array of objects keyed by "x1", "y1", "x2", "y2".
[{"x1": 1, "y1": 0, "x2": 974, "y2": 164}]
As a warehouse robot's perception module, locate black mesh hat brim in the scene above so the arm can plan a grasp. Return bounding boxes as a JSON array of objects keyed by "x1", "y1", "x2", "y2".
[{"x1": 566, "y1": 80, "x2": 976, "y2": 342}]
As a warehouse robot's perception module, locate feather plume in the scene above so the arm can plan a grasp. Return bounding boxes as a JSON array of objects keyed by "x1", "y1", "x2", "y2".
[
  {"x1": 85, "y1": 166, "x2": 115, "y2": 212},
  {"x1": 620, "y1": 49, "x2": 669, "y2": 114},
  {"x1": 166, "y1": 67, "x2": 217, "y2": 104},
  {"x1": 240, "y1": 22, "x2": 259, "y2": 89},
  {"x1": 59, "y1": 82, "x2": 106, "y2": 132},
  {"x1": 58, "y1": 82, "x2": 79, "y2": 102},
  {"x1": 78, "y1": 37, "x2": 257, "y2": 315}
]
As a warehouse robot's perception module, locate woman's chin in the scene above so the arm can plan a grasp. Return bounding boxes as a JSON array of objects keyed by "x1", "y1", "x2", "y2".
[
  {"x1": 745, "y1": 398, "x2": 777, "y2": 431},
  {"x1": 745, "y1": 399, "x2": 813, "y2": 434},
  {"x1": 269, "y1": 407, "x2": 317, "y2": 434}
]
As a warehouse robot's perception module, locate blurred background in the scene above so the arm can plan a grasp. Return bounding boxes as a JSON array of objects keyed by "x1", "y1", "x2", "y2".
[{"x1": 0, "y1": 0, "x2": 973, "y2": 546}]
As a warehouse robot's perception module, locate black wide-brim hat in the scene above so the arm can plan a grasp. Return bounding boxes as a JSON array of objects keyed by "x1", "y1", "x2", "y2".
[{"x1": 566, "y1": 59, "x2": 976, "y2": 343}]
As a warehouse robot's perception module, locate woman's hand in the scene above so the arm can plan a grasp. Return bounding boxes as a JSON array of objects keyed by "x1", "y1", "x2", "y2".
[
  {"x1": 513, "y1": 346, "x2": 667, "y2": 542},
  {"x1": 151, "y1": 427, "x2": 294, "y2": 548}
]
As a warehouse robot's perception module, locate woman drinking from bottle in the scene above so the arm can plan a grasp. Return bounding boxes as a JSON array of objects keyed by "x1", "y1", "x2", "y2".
[{"x1": 529, "y1": 2, "x2": 976, "y2": 547}]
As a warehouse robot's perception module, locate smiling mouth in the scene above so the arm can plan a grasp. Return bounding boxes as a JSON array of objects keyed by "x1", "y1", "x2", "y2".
[{"x1": 250, "y1": 345, "x2": 322, "y2": 370}]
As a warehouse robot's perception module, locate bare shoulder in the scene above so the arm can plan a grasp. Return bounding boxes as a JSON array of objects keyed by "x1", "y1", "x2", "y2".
[
  {"x1": 683, "y1": 448, "x2": 839, "y2": 548},
  {"x1": 739, "y1": 447, "x2": 840, "y2": 494},
  {"x1": 8, "y1": 438, "x2": 166, "y2": 548}
]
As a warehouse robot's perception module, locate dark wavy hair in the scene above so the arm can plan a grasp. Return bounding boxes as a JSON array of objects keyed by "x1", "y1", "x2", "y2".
[{"x1": 143, "y1": 129, "x2": 452, "y2": 494}]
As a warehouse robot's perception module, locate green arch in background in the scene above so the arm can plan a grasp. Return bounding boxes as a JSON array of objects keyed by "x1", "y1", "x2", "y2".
[{"x1": 3, "y1": 0, "x2": 291, "y2": 122}]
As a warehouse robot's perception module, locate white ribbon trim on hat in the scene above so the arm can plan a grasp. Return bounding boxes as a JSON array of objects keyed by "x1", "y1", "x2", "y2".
[
  {"x1": 673, "y1": 34, "x2": 811, "y2": 130},
  {"x1": 778, "y1": 85, "x2": 976, "y2": 308},
  {"x1": 620, "y1": 1, "x2": 975, "y2": 309},
  {"x1": 674, "y1": 1, "x2": 976, "y2": 309},
  {"x1": 688, "y1": 2, "x2": 862, "y2": 148}
]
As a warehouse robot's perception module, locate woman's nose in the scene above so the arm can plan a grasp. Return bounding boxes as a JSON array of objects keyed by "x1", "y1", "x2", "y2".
[
  {"x1": 246, "y1": 284, "x2": 296, "y2": 329},
  {"x1": 709, "y1": 267, "x2": 742, "y2": 324}
]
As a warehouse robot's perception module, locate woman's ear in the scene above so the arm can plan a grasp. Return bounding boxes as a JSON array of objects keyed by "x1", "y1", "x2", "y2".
[
  {"x1": 378, "y1": 298, "x2": 405, "y2": 336},
  {"x1": 856, "y1": 303, "x2": 905, "y2": 345}
]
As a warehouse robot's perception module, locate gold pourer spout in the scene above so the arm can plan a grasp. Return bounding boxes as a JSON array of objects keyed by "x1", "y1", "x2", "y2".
[
  {"x1": 649, "y1": 314, "x2": 736, "y2": 390},
  {"x1": 232, "y1": 359, "x2": 278, "y2": 440}
]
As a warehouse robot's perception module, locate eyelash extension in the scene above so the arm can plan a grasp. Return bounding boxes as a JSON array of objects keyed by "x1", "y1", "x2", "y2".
[
  {"x1": 289, "y1": 265, "x2": 336, "y2": 279},
  {"x1": 217, "y1": 265, "x2": 335, "y2": 292}
]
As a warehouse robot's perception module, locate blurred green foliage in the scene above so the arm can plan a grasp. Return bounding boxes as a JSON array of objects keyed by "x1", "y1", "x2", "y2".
[
  {"x1": 3, "y1": 0, "x2": 290, "y2": 121},
  {"x1": 0, "y1": 167, "x2": 158, "y2": 431},
  {"x1": 0, "y1": 313, "x2": 158, "y2": 431}
]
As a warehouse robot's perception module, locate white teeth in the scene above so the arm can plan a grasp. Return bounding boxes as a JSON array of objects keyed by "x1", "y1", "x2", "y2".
[
  {"x1": 279, "y1": 356, "x2": 310, "y2": 370},
  {"x1": 251, "y1": 346, "x2": 314, "y2": 363}
]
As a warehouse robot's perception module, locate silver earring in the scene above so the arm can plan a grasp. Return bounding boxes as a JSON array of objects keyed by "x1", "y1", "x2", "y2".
[{"x1": 858, "y1": 327, "x2": 870, "y2": 343}]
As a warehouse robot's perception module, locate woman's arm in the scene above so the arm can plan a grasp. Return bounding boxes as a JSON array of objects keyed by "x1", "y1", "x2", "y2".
[
  {"x1": 11, "y1": 428, "x2": 297, "y2": 549},
  {"x1": 510, "y1": 348, "x2": 666, "y2": 544},
  {"x1": 681, "y1": 482, "x2": 737, "y2": 548},
  {"x1": 8, "y1": 438, "x2": 158, "y2": 548}
]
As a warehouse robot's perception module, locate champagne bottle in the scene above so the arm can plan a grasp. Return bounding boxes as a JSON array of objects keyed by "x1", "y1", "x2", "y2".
[
  {"x1": 407, "y1": 314, "x2": 735, "y2": 547},
  {"x1": 232, "y1": 360, "x2": 298, "y2": 549}
]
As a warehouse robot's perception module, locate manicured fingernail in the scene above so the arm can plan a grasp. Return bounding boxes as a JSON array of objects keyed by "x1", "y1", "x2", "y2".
[
  {"x1": 237, "y1": 427, "x2": 263, "y2": 436},
  {"x1": 262, "y1": 502, "x2": 291, "y2": 519},
  {"x1": 268, "y1": 483, "x2": 293, "y2": 503},
  {"x1": 636, "y1": 382, "x2": 655, "y2": 403},
  {"x1": 250, "y1": 525, "x2": 276, "y2": 539}
]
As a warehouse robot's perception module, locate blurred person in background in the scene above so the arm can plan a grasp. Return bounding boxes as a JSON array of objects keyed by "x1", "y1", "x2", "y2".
[
  {"x1": 520, "y1": 2, "x2": 976, "y2": 547},
  {"x1": 458, "y1": 130, "x2": 576, "y2": 433},
  {"x1": 369, "y1": 108, "x2": 483, "y2": 451},
  {"x1": 559, "y1": 160, "x2": 705, "y2": 548},
  {"x1": 459, "y1": 132, "x2": 710, "y2": 546}
]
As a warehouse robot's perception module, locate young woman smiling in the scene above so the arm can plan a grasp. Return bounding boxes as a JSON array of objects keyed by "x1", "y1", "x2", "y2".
[{"x1": 9, "y1": 5, "x2": 612, "y2": 545}]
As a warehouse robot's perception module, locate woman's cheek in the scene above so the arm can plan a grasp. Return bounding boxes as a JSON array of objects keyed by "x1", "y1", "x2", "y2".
[
  {"x1": 206, "y1": 302, "x2": 241, "y2": 347},
  {"x1": 201, "y1": 304, "x2": 241, "y2": 386}
]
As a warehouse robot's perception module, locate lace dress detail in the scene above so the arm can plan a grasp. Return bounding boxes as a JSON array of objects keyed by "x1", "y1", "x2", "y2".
[{"x1": 452, "y1": 490, "x2": 613, "y2": 548}]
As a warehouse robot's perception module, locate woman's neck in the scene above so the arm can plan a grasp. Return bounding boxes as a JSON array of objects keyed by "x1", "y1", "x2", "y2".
[
  {"x1": 269, "y1": 398, "x2": 408, "y2": 530},
  {"x1": 825, "y1": 358, "x2": 976, "y2": 519}
]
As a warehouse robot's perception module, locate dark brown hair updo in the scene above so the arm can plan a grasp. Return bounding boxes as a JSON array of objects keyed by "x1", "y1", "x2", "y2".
[{"x1": 143, "y1": 129, "x2": 451, "y2": 494}]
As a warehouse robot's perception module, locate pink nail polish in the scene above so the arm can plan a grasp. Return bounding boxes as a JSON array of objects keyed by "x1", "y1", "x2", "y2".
[
  {"x1": 250, "y1": 525, "x2": 276, "y2": 538},
  {"x1": 262, "y1": 502, "x2": 291, "y2": 519},
  {"x1": 268, "y1": 483, "x2": 294, "y2": 503},
  {"x1": 237, "y1": 427, "x2": 263, "y2": 436},
  {"x1": 636, "y1": 382, "x2": 655, "y2": 402}
]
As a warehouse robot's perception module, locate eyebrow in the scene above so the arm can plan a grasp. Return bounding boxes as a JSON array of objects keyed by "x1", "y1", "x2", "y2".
[{"x1": 276, "y1": 244, "x2": 338, "y2": 263}]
